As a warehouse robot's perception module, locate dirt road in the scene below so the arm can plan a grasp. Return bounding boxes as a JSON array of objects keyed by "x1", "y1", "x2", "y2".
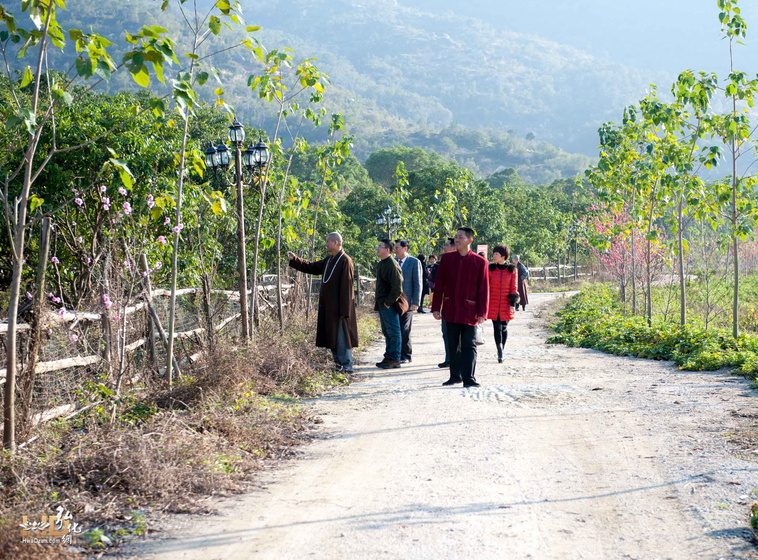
[{"x1": 129, "y1": 292, "x2": 758, "y2": 559}]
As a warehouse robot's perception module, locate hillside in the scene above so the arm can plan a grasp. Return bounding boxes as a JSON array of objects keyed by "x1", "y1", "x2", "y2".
[
  {"x1": 252, "y1": 0, "x2": 666, "y2": 156},
  {"x1": 51, "y1": 0, "x2": 692, "y2": 181}
]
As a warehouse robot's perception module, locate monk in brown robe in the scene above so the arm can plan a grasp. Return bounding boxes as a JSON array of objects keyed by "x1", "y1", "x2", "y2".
[{"x1": 287, "y1": 232, "x2": 359, "y2": 373}]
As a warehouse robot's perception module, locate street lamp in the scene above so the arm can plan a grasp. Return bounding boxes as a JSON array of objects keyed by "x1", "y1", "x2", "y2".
[
  {"x1": 204, "y1": 119, "x2": 270, "y2": 342},
  {"x1": 375, "y1": 204, "x2": 401, "y2": 240}
]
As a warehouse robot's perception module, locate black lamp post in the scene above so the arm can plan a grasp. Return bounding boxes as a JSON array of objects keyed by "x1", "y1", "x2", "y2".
[
  {"x1": 375, "y1": 204, "x2": 401, "y2": 240},
  {"x1": 204, "y1": 119, "x2": 270, "y2": 343}
]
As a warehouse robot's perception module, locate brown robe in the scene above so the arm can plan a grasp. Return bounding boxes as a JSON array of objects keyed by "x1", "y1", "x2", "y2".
[{"x1": 288, "y1": 250, "x2": 359, "y2": 349}]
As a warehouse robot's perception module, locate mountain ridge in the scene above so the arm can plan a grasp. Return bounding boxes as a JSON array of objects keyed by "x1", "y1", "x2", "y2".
[{"x1": 251, "y1": 0, "x2": 669, "y2": 155}]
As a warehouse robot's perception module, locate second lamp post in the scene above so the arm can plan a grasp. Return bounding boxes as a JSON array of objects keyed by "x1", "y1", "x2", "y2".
[
  {"x1": 375, "y1": 204, "x2": 401, "y2": 240},
  {"x1": 204, "y1": 119, "x2": 270, "y2": 343}
]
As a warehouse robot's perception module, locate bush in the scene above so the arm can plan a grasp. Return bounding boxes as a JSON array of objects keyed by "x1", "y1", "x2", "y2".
[{"x1": 548, "y1": 284, "x2": 758, "y2": 377}]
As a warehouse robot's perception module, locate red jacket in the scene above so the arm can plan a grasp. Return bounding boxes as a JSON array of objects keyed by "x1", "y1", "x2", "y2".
[
  {"x1": 487, "y1": 264, "x2": 518, "y2": 321},
  {"x1": 430, "y1": 250, "x2": 489, "y2": 326}
]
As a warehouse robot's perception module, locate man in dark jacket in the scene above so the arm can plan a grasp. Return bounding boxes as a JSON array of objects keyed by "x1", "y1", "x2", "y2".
[
  {"x1": 394, "y1": 239, "x2": 422, "y2": 363},
  {"x1": 287, "y1": 232, "x2": 359, "y2": 373},
  {"x1": 431, "y1": 228, "x2": 489, "y2": 387},
  {"x1": 512, "y1": 254, "x2": 530, "y2": 311},
  {"x1": 374, "y1": 239, "x2": 403, "y2": 369}
]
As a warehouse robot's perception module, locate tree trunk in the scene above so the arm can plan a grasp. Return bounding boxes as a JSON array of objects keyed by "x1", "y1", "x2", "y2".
[
  {"x1": 731, "y1": 139, "x2": 740, "y2": 339},
  {"x1": 4, "y1": 6, "x2": 53, "y2": 451},
  {"x1": 251, "y1": 177, "x2": 268, "y2": 332},
  {"x1": 573, "y1": 239, "x2": 578, "y2": 281},
  {"x1": 677, "y1": 199, "x2": 686, "y2": 326},
  {"x1": 732, "y1": 231, "x2": 739, "y2": 339},
  {"x1": 19, "y1": 218, "x2": 51, "y2": 435},
  {"x1": 275, "y1": 154, "x2": 297, "y2": 332},
  {"x1": 646, "y1": 238, "x2": 652, "y2": 327},
  {"x1": 200, "y1": 273, "x2": 214, "y2": 354},
  {"x1": 630, "y1": 225, "x2": 637, "y2": 316}
]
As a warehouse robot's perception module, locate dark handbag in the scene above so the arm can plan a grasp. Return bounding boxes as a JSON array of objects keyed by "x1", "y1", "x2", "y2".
[
  {"x1": 393, "y1": 293, "x2": 409, "y2": 315},
  {"x1": 508, "y1": 293, "x2": 520, "y2": 307}
]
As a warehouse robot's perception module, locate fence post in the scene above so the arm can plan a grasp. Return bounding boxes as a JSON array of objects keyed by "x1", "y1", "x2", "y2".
[
  {"x1": 355, "y1": 264, "x2": 361, "y2": 306},
  {"x1": 140, "y1": 255, "x2": 157, "y2": 371},
  {"x1": 140, "y1": 255, "x2": 180, "y2": 377},
  {"x1": 102, "y1": 254, "x2": 114, "y2": 380}
]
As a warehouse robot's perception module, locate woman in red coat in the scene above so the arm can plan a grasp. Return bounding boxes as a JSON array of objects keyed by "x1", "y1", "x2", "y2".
[{"x1": 487, "y1": 245, "x2": 519, "y2": 363}]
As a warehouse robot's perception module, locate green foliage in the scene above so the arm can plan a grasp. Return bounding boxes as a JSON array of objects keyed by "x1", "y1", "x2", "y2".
[
  {"x1": 339, "y1": 181, "x2": 392, "y2": 267},
  {"x1": 364, "y1": 146, "x2": 448, "y2": 187},
  {"x1": 549, "y1": 284, "x2": 758, "y2": 376},
  {"x1": 121, "y1": 401, "x2": 159, "y2": 426}
]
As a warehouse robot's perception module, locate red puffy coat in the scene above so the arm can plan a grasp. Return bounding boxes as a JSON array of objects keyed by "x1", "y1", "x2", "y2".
[{"x1": 487, "y1": 263, "x2": 518, "y2": 321}]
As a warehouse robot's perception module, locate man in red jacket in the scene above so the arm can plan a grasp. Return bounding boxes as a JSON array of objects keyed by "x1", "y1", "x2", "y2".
[{"x1": 431, "y1": 227, "x2": 489, "y2": 387}]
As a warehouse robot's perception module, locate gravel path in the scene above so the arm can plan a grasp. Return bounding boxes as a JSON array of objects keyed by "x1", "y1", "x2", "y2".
[{"x1": 128, "y1": 292, "x2": 758, "y2": 560}]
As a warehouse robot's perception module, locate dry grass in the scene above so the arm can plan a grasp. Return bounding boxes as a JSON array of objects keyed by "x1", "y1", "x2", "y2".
[
  {"x1": 0, "y1": 525, "x2": 80, "y2": 560},
  {"x1": 0, "y1": 310, "x2": 368, "y2": 557}
]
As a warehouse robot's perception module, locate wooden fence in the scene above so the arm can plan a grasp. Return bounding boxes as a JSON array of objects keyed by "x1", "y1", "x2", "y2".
[{"x1": 527, "y1": 263, "x2": 594, "y2": 284}]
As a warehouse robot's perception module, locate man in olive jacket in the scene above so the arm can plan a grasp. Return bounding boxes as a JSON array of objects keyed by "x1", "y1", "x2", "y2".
[
  {"x1": 287, "y1": 232, "x2": 359, "y2": 373},
  {"x1": 374, "y1": 239, "x2": 403, "y2": 369}
]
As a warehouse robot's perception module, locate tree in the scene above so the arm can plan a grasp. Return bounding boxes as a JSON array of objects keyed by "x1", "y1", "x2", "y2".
[
  {"x1": 0, "y1": 0, "x2": 187, "y2": 450},
  {"x1": 340, "y1": 182, "x2": 394, "y2": 267},
  {"x1": 364, "y1": 146, "x2": 447, "y2": 188},
  {"x1": 708, "y1": 0, "x2": 758, "y2": 338},
  {"x1": 0, "y1": 0, "x2": 258, "y2": 450}
]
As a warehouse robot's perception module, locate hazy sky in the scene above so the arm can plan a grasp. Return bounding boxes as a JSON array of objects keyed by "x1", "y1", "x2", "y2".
[{"x1": 407, "y1": 0, "x2": 758, "y2": 76}]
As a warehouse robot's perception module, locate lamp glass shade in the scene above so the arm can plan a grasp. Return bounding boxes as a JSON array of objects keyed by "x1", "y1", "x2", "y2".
[
  {"x1": 383, "y1": 205, "x2": 392, "y2": 215},
  {"x1": 390, "y1": 215, "x2": 401, "y2": 226},
  {"x1": 216, "y1": 142, "x2": 231, "y2": 168},
  {"x1": 204, "y1": 145, "x2": 217, "y2": 169},
  {"x1": 228, "y1": 119, "x2": 245, "y2": 146},
  {"x1": 252, "y1": 140, "x2": 270, "y2": 167},
  {"x1": 242, "y1": 145, "x2": 256, "y2": 170},
  {"x1": 375, "y1": 215, "x2": 386, "y2": 226}
]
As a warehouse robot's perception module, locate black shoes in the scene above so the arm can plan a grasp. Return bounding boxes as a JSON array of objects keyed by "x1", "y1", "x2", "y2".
[
  {"x1": 442, "y1": 378, "x2": 479, "y2": 387},
  {"x1": 377, "y1": 360, "x2": 401, "y2": 369},
  {"x1": 497, "y1": 357, "x2": 503, "y2": 364},
  {"x1": 438, "y1": 361, "x2": 450, "y2": 368}
]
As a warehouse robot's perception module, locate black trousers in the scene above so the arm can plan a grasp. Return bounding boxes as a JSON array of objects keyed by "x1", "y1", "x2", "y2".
[
  {"x1": 399, "y1": 309, "x2": 413, "y2": 360},
  {"x1": 493, "y1": 319, "x2": 509, "y2": 359},
  {"x1": 446, "y1": 322, "x2": 478, "y2": 384},
  {"x1": 420, "y1": 285, "x2": 429, "y2": 308}
]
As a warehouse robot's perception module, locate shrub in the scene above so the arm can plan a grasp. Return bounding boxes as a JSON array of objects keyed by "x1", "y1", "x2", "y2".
[{"x1": 548, "y1": 284, "x2": 758, "y2": 377}]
